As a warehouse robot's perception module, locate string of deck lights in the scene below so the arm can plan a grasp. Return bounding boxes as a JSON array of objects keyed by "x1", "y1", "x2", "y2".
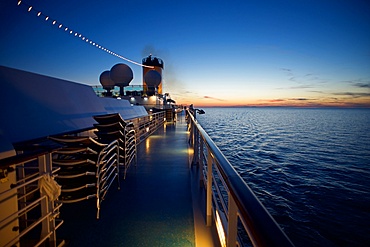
[{"x1": 17, "y1": 0, "x2": 153, "y2": 68}]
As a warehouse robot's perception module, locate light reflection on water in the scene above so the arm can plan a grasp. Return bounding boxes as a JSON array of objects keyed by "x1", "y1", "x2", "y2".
[{"x1": 197, "y1": 107, "x2": 370, "y2": 247}]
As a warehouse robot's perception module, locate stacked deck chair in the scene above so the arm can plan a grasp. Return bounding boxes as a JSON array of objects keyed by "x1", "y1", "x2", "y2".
[
  {"x1": 93, "y1": 113, "x2": 137, "y2": 179},
  {"x1": 49, "y1": 135, "x2": 120, "y2": 218}
]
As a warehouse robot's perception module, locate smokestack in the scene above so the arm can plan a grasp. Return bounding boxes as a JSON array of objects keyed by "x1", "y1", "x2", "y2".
[{"x1": 142, "y1": 55, "x2": 164, "y2": 96}]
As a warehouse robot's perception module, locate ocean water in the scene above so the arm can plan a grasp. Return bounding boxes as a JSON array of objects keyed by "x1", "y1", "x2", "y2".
[{"x1": 196, "y1": 107, "x2": 370, "y2": 247}]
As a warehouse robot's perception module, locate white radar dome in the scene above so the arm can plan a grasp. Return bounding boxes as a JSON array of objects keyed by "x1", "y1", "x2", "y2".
[
  {"x1": 110, "y1": 63, "x2": 133, "y2": 87},
  {"x1": 144, "y1": 70, "x2": 161, "y2": 87},
  {"x1": 99, "y1": 70, "x2": 115, "y2": 90}
]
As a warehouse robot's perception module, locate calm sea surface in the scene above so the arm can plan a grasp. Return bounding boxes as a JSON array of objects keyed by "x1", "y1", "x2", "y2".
[{"x1": 196, "y1": 107, "x2": 370, "y2": 247}]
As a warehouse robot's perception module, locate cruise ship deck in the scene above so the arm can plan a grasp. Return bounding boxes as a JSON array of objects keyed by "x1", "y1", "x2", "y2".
[{"x1": 57, "y1": 113, "x2": 219, "y2": 246}]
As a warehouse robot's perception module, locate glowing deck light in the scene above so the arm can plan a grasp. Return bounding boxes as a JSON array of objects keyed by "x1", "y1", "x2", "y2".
[
  {"x1": 58, "y1": 24, "x2": 62, "y2": 28},
  {"x1": 146, "y1": 127, "x2": 150, "y2": 132},
  {"x1": 37, "y1": 12, "x2": 41, "y2": 16},
  {"x1": 215, "y1": 211, "x2": 226, "y2": 247},
  {"x1": 17, "y1": 1, "x2": 22, "y2": 6},
  {"x1": 45, "y1": 16, "x2": 49, "y2": 21},
  {"x1": 28, "y1": 6, "x2": 32, "y2": 12},
  {"x1": 52, "y1": 20, "x2": 56, "y2": 25}
]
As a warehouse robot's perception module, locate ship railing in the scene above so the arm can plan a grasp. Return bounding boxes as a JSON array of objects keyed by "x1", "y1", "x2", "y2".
[
  {"x1": 0, "y1": 149, "x2": 63, "y2": 247},
  {"x1": 96, "y1": 139, "x2": 120, "y2": 219},
  {"x1": 93, "y1": 113, "x2": 137, "y2": 180},
  {"x1": 187, "y1": 109, "x2": 294, "y2": 247},
  {"x1": 0, "y1": 111, "x2": 166, "y2": 246},
  {"x1": 130, "y1": 111, "x2": 166, "y2": 144},
  {"x1": 122, "y1": 128, "x2": 137, "y2": 179}
]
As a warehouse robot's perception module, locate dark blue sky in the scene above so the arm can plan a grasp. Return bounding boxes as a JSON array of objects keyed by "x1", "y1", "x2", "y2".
[{"x1": 1, "y1": 0, "x2": 369, "y2": 106}]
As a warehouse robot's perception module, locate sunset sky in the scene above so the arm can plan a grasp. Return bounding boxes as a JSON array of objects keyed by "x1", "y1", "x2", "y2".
[{"x1": 1, "y1": 0, "x2": 369, "y2": 107}]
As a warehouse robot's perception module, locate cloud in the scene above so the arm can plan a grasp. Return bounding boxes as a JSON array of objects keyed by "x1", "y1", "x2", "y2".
[
  {"x1": 280, "y1": 68, "x2": 292, "y2": 72},
  {"x1": 267, "y1": 99, "x2": 286, "y2": 102},
  {"x1": 290, "y1": 85, "x2": 314, "y2": 89},
  {"x1": 289, "y1": 98, "x2": 310, "y2": 101},
  {"x1": 289, "y1": 77, "x2": 297, "y2": 82},
  {"x1": 279, "y1": 68, "x2": 329, "y2": 85},
  {"x1": 353, "y1": 82, "x2": 370, "y2": 88},
  {"x1": 343, "y1": 78, "x2": 370, "y2": 88},
  {"x1": 332, "y1": 92, "x2": 370, "y2": 98},
  {"x1": 308, "y1": 90, "x2": 325, "y2": 94},
  {"x1": 204, "y1": 96, "x2": 226, "y2": 101}
]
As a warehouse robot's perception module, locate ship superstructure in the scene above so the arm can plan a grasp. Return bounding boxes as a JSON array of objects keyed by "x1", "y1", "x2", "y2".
[{"x1": 0, "y1": 61, "x2": 294, "y2": 247}]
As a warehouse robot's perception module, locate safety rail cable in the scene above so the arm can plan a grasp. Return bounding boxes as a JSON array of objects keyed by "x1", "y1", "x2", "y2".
[{"x1": 187, "y1": 110, "x2": 294, "y2": 247}]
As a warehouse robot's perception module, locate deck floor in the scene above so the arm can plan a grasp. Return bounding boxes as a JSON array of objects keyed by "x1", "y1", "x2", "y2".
[{"x1": 58, "y1": 114, "x2": 218, "y2": 246}]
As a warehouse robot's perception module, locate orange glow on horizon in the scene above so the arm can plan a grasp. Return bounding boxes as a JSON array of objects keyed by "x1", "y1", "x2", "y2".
[{"x1": 175, "y1": 97, "x2": 370, "y2": 108}]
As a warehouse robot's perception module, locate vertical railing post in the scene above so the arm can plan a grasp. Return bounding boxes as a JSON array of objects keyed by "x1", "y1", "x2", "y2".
[
  {"x1": 199, "y1": 136, "x2": 204, "y2": 185},
  {"x1": 116, "y1": 142, "x2": 121, "y2": 189},
  {"x1": 193, "y1": 126, "x2": 199, "y2": 165},
  {"x1": 206, "y1": 150, "x2": 213, "y2": 226},
  {"x1": 192, "y1": 117, "x2": 195, "y2": 146},
  {"x1": 38, "y1": 153, "x2": 56, "y2": 247},
  {"x1": 227, "y1": 192, "x2": 238, "y2": 247},
  {"x1": 17, "y1": 157, "x2": 28, "y2": 229}
]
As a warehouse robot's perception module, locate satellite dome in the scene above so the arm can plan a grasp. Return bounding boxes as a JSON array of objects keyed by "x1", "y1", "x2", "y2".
[
  {"x1": 99, "y1": 70, "x2": 115, "y2": 90},
  {"x1": 110, "y1": 63, "x2": 133, "y2": 87},
  {"x1": 144, "y1": 70, "x2": 161, "y2": 87}
]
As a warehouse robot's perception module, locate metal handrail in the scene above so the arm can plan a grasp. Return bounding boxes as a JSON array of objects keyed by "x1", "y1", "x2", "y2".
[
  {"x1": 187, "y1": 109, "x2": 294, "y2": 247},
  {"x1": 0, "y1": 151, "x2": 62, "y2": 247},
  {"x1": 131, "y1": 111, "x2": 166, "y2": 144},
  {"x1": 96, "y1": 139, "x2": 120, "y2": 219}
]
